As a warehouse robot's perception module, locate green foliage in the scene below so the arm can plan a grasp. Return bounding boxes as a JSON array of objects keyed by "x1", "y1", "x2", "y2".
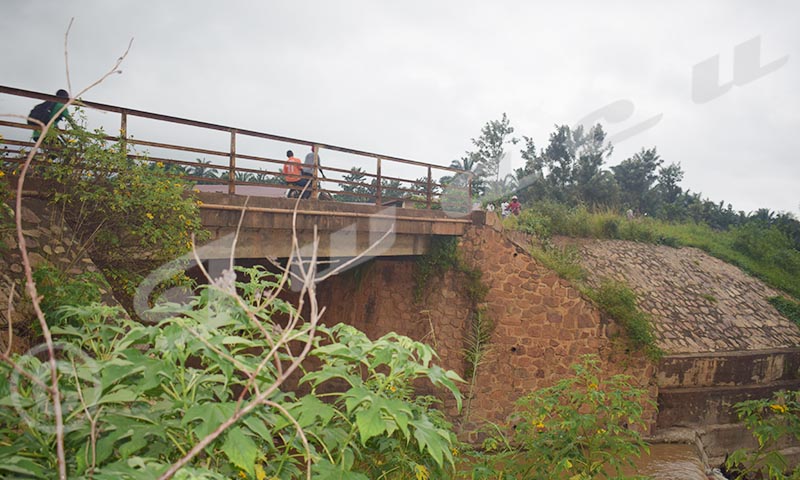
[
  {"x1": 528, "y1": 242, "x2": 587, "y2": 284},
  {"x1": 413, "y1": 237, "x2": 491, "y2": 431},
  {"x1": 466, "y1": 113, "x2": 518, "y2": 184},
  {"x1": 510, "y1": 202, "x2": 800, "y2": 300},
  {"x1": 611, "y1": 147, "x2": 663, "y2": 213},
  {"x1": 526, "y1": 241, "x2": 661, "y2": 360},
  {"x1": 768, "y1": 296, "x2": 800, "y2": 326},
  {"x1": 725, "y1": 390, "x2": 800, "y2": 480},
  {"x1": 481, "y1": 355, "x2": 651, "y2": 480},
  {"x1": 337, "y1": 167, "x2": 374, "y2": 203},
  {"x1": 461, "y1": 308, "x2": 493, "y2": 425},
  {"x1": 587, "y1": 282, "x2": 662, "y2": 361},
  {"x1": 32, "y1": 263, "x2": 104, "y2": 326},
  {"x1": 303, "y1": 324, "x2": 463, "y2": 478},
  {"x1": 0, "y1": 266, "x2": 463, "y2": 479},
  {"x1": 413, "y1": 237, "x2": 462, "y2": 304},
  {"x1": 35, "y1": 118, "x2": 207, "y2": 300}
]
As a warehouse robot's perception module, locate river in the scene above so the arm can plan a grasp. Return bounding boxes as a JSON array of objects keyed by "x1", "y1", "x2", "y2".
[{"x1": 617, "y1": 443, "x2": 709, "y2": 480}]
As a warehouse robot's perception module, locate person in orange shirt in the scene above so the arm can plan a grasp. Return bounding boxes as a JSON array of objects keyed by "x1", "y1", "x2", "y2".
[{"x1": 283, "y1": 150, "x2": 308, "y2": 197}]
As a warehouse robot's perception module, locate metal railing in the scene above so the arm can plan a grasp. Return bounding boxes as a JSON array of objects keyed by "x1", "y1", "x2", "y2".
[{"x1": 0, "y1": 85, "x2": 472, "y2": 209}]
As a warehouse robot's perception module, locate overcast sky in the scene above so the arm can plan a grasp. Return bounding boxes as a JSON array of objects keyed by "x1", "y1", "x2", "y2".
[{"x1": 1, "y1": 1, "x2": 798, "y2": 215}]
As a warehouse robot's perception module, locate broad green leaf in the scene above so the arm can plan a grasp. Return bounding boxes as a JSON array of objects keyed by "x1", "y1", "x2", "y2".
[
  {"x1": 221, "y1": 427, "x2": 258, "y2": 476},
  {"x1": 411, "y1": 416, "x2": 451, "y2": 467},
  {"x1": 312, "y1": 458, "x2": 369, "y2": 480},
  {"x1": 100, "y1": 388, "x2": 139, "y2": 404},
  {"x1": 355, "y1": 404, "x2": 386, "y2": 445}
]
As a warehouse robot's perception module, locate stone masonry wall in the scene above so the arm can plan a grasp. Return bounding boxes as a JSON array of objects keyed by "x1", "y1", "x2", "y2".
[
  {"x1": 1, "y1": 196, "x2": 115, "y2": 355},
  {"x1": 574, "y1": 239, "x2": 800, "y2": 354},
  {"x1": 316, "y1": 215, "x2": 657, "y2": 436}
]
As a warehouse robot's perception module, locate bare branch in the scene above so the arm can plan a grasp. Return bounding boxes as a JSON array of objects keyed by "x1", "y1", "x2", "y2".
[
  {"x1": 64, "y1": 18, "x2": 74, "y2": 95},
  {"x1": 265, "y1": 400, "x2": 312, "y2": 480},
  {"x1": 6, "y1": 26, "x2": 134, "y2": 480},
  {"x1": 2, "y1": 276, "x2": 15, "y2": 356}
]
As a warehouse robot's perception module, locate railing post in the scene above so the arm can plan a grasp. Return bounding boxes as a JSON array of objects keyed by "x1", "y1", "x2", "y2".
[
  {"x1": 376, "y1": 157, "x2": 382, "y2": 206},
  {"x1": 311, "y1": 144, "x2": 319, "y2": 200},
  {"x1": 119, "y1": 111, "x2": 127, "y2": 153},
  {"x1": 229, "y1": 130, "x2": 236, "y2": 195},
  {"x1": 426, "y1": 166, "x2": 432, "y2": 209}
]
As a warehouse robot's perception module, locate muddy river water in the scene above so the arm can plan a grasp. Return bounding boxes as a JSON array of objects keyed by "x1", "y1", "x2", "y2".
[{"x1": 617, "y1": 443, "x2": 709, "y2": 479}]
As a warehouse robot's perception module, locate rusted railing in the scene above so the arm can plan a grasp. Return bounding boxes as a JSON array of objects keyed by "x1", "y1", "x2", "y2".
[{"x1": 0, "y1": 86, "x2": 472, "y2": 209}]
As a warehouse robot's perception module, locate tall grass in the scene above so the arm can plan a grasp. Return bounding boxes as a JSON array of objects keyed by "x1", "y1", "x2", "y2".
[
  {"x1": 529, "y1": 241, "x2": 662, "y2": 360},
  {"x1": 508, "y1": 201, "x2": 800, "y2": 300}
]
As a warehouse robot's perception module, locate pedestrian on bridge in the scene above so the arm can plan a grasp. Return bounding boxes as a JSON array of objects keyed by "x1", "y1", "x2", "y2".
[
  {"x1": 283, "y1": 150, "x2": 310, "y2": 198},
  {"x1": 28, "y1": 89, "x2": 76, "y2": 141}
]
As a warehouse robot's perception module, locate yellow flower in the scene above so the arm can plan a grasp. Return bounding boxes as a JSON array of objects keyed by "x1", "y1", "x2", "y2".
[
  {"x1": 389, "y1": 385, "x2": 397, "y2": 392},
  {"x1": 156, "y1": 161, "x2": 164, "y2": 168},
  {"x1": 0, "y1": 171, "x2": 4, "y2": 178},
  {"x1": 238, "y1": 472, "x2": 247, "y2": 479},
  {"x1": 770, "y1": 404, "x2": 787, "y2": 413},
  {"x1": 196, "y1": 200, "x2": 203, "y2": 206},
  {"x1": 588, "y1": 383, "x2": 598, "y2": 390},
  {"x1": 145, "y1": 212, "x2": 154, "y2": 220},
  {"x1": 535, "y1": 421, "x2": 546, "y2": 432},
  {"x1": 451, "y1": 447, "x2": 459, "y2": 456},
  {"x1": 414, "y1": 464, "x2": 429, "y2": 480},
  {"x1": 254, "y1": 464, "x2": 267, "y2": 480}
]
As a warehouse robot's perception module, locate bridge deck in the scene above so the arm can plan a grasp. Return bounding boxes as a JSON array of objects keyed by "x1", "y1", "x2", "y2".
[{"x1": 197, "y1": 191, "x2": 474, "y2": 259}]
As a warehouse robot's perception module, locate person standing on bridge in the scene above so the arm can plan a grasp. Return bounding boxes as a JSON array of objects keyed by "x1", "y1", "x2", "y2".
[
  {"x1": 303, "y1": 148, "x2": 318, "y2": 178},
  {"x1": 28, "y1": 89, "x2": 76, "y2": 142}
]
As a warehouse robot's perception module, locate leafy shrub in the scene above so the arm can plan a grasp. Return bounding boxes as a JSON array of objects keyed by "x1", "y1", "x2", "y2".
[
  {"x1": 732, "y1": 224, "x2": 792, "y2": 262},
  {"x1": 600, "y1": 216, "x2": 620, "y2": 238},
  {"x1": 725, "y1": 390, "x2": 800, "y2": 480},
  {"x1": 587, "y1": 281, "x2": 662, "y2": 361},
  {"x1": 0, "y1": 266, "x2": 463, "y2": 479},
  {"x1": 36, "y1": 118, "x2": 207, "y2": 301},
  {"x1": 32, "y1": 263, "x2": 104, "y2": 326},
  {"x1": 483, "y1": 355, "x2": 652, "y2": 480}
]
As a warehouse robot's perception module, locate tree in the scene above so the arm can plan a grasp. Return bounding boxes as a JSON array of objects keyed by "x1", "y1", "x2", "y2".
[
  {"x1": 441, "y1": 154, "x2": 485, "y2": 198},
  {"x1": 467, "y1": 113, "x2": 518, "y2": 183},
  {"x1": 655, "y1": 162, "x2": 684, "y2": 204},
  {"x1": 337, "y1": 167, "x2": 374, "y2": 203},
  {"x1": 536, "y1": 124, "x2": 614, "y2": 205},
  {"x1": 611, "y1": 147, "x2": 663, "y2": 213}
]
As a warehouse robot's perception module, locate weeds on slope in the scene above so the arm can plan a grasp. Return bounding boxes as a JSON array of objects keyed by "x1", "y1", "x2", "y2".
[{"x1": 507, "y1": 201, "x2": 800, "y2": 300}]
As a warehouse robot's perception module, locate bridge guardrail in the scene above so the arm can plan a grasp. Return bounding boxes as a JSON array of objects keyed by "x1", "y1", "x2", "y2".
[{"x1": 0, "y1": 86, "x2": 472, "y2": 210}]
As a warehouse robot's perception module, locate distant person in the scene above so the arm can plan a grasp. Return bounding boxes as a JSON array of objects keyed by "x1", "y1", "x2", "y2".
[
  {"x1": 282, "y1": 150, "x2": 307, "y2": 197},
  {"x1": 28, "y1": 89, "x2": 76, "y2": 141},
  {"x1": 501, "y1": 201, "x2": 510, "y2": 218},
  {"x1": 508, "y1": 195, "x2": 522, "y2": 216},
  {"x1": 303, "y1": 149, "x2": 318, "y2": 177}
]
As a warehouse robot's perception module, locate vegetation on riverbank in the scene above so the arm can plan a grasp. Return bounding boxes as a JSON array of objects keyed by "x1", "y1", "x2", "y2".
[{"x1": 507, "y1": 202, "x2": 800, "y2": 301}]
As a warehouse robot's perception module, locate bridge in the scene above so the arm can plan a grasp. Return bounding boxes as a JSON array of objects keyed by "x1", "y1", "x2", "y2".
[{"x1": 1, "y1": 86, "x2": 476, "y2": 257}]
